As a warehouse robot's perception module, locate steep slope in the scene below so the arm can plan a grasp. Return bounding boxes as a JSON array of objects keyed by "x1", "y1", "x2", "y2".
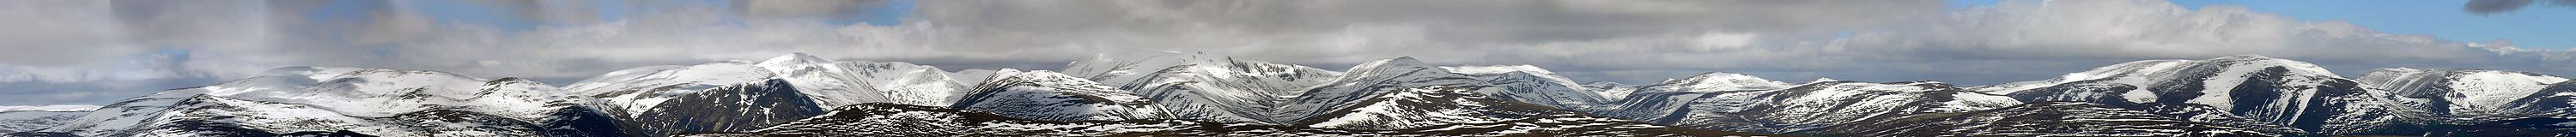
[
  {"x1": 951, "y1": 70, "x2": 1168, "y2": 122},
  {"x1": 1443, "y1": 65, "x2": 1612, "y2": 111},
  {"x1": 0, "y1": 105, "x2": 95, "y2": 134},
  {"x1": 1980, "y1": 55, "x2": 2433, "y2": 134},
  {"x1": 1267, "y1": 57, "x2": 1489, "y2": 123},
  {"x1": 619, "y1": 79, "x2": 825, "y2": 136},
  {"x1": 27, "y1": 67, "x2": 615, "y2": 137},
  {"x1": 2514, "y1": 81, "x2": 2576, "y2": 117},
  {"x1": 1602, "y1": 80, "x2": 2021, "y2": 133},
  {"x1": 685, "y1": 103, "x2": 1763, "y2": 136},
  {"x1": 2356, "y1": 68, "x2": 2573, "y2": 118},
  {"x1": 1060, "y1": 52, "x2": 1340, "y2": 123},
  {"x1": 1810, "y1": 102, "x2": 2293, "y2": 136}
]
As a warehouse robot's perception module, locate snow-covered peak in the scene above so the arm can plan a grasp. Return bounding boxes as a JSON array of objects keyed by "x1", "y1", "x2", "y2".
[
  {"x1": 975, "y1": 70, "x2": 1140, "y2": 102},
  {"x1": 1582, "y1": 81, "x2": 1643, "y2": 100},
  {"x1": 1271, "y1": 57, "x2": 1485, "y2": 123},
  {"x1": 1971, "y1": 55, "x2": 2340, "y2": 94},
  {"x1": 1063, "y1": 51, "x2": 1234, "y2": 80},
  {"x1": 952, "y1": 70, "x2": 1164, "y2": 122},
  {"x1": 565, "y1": 62, "x2": 776, "y2": 96},
  {"x1": 2356, "y1": 68, "x2": 2429, "y2": 85},
  {"x1": 1969, "y1": 60, "x2": 2190, "y2": 93},
  {"x1": 1441, "y1": 65, "x2": 1555, "y2": 75},
  {"x1": 946, "y1": 68, "x2": 1008, "y2": 85},
  {"x1": 756, "y1": 52, "x2": 835, "y2": 67},
  {"x1": 197, "y1": 67, "x2": 591, "y2": 120},
  {"x1": 1060, "y1": 51, "x2": 1338, "y2": 87},
  {"x1": 2203, "y1": 55, "x2": 2339, "y2": 75},
  {"x1": 2354, "y1": 68, "x2": 2571, "y2": 116},
  {"x1": 1348, "y1": 57, "x2": 1431, "y2": 73},
  {"x1": 1642, "y1": 71, "x2": 1793, "y2": 92},
  {"x1": 1445, "y1": 65, "x2": 1583, "y2": 87},
  {"x1": 0, "y1": 105, "x2": 100, "y2": 112}
]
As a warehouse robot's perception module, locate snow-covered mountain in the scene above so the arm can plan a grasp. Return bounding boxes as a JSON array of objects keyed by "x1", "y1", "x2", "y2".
[
  {"x1": 1059, "y1": 51, "x2": 1340, "y2": 123},
  {"x1": 685, "y1": 103, "x2": 1765, "y2": 136},
  {"x1": 1599, "y1": 80, "x2": 2020, "y2": 133},
  {"x1": 0, "y1": 105, "x2": 94, "y2": 134},
  {"x1": 563, "y1": 53, "x2": 978, "y2": 136},
  {"x1": 564, "y1": 60, "x2": 823, "y2": 136},
  {"x1": 1635, "y1": 72, "x2": 1795, "y2": 94},
  {"x1": 753, "y1": 53, "x2": 976, "y2": 108},
  {"x1": 1268, "y1": 57, "x2": 1492, "y2": 123},
  {"x1": 1582, "y1": 82, "x2": 1643, "y2": 101},
  {"x1": 1442, "y1": 65, "x2": 1613, "y2": 111},
  {"x1": 1810, "y1": 102, "x2": 2295, "y2": 136},
  {"x1": 2357, "y1": 68, "x2": 2574, "y2": 118},
  {"x1": 2523, "y1": 81, "x2": 2576, "y2": 116},
  {"x1": 1975, "y1": 55, "x2": 2434, "y2": 134},
  {"x1": 23, "y1": 67, "x2": 617, "y2": 137},
  {"x1": 951, "y1": 70, "x2": 1168, "y2": 122}
]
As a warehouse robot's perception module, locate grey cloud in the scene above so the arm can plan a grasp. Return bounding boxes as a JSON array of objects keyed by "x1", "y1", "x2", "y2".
[
  {"x1": 736, "y1": 0, "x2": 890, "y2": 20},
  {"x1": 0, "y1": 0, "x2": 131, "y2": 66},
  {"x1": 2467, "y1": 0, "x2": 2535, "y2": 15},
  {"x1": 2465, "y1": 0, "x2": 2576, "y2": 15}
]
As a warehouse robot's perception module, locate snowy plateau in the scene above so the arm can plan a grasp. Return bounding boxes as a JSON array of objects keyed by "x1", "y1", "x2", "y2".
[{"x1": 4, "y1": 52, "x2": 2574, "y2": 136}]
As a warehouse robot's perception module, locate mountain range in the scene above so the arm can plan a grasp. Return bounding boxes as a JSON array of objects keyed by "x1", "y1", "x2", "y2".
[{"x1": 5, "y1": 52, "x2": 2573, "y2": 136}]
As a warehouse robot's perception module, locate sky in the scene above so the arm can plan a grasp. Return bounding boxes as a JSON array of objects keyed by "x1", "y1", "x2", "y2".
[{"x1": 3, "y1": 0, "x2": 2574, "y2": 105}]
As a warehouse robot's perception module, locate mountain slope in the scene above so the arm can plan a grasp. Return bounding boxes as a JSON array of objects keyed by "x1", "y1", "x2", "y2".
[
  {"x1": 1583, "y1": 82, "x2": 1643, "y2": 101},
  {"x1": 1810, "y1": 102, "x2": 2291, "y2": 136},
  {"x1": 564, "y1": 53, "x2": 977, "y2": 136},
  {"x1": 0, "y1": 105, "x2": 95, "y2": 134},
  {"x1": 27, "y1": 67, "x2": 615, "y2": 137},
  {"x1": 1060, "y1": 52, "x2": 1339, "y2": 123},
  {"x1": 951, "y1": 70, "x2": 1168, "y2": 122},
  {"x1": 1603, "y1": 80, "x2": 2021, "y2": 133},
  {"x1": 1269, "y1": 57, "x2": 1490, "y2": 123},
  {"x1": 1443, "y1": 65, "x2": 1613, "y2": 111},
  {"x1": 1639, "y1": 72, "x2": 1796, "y2": 93},
  {"x1": 752, "y1": 52, "x2": 975, "y2": 108},
  {"x1": 2357, "y1": 68, "x2": 2573, "y2": 118},
  {"x1": 1979, "y1": 55, "x2": 2434, "y2": 134},
  {"x1": 2511, "y1": 81, "x2": 2576, "y2": 117}
]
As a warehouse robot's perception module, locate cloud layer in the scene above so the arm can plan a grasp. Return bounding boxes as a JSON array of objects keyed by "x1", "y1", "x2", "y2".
[{"x1": 2, "y1": 0, "x2": 2573, "y2": 105}]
